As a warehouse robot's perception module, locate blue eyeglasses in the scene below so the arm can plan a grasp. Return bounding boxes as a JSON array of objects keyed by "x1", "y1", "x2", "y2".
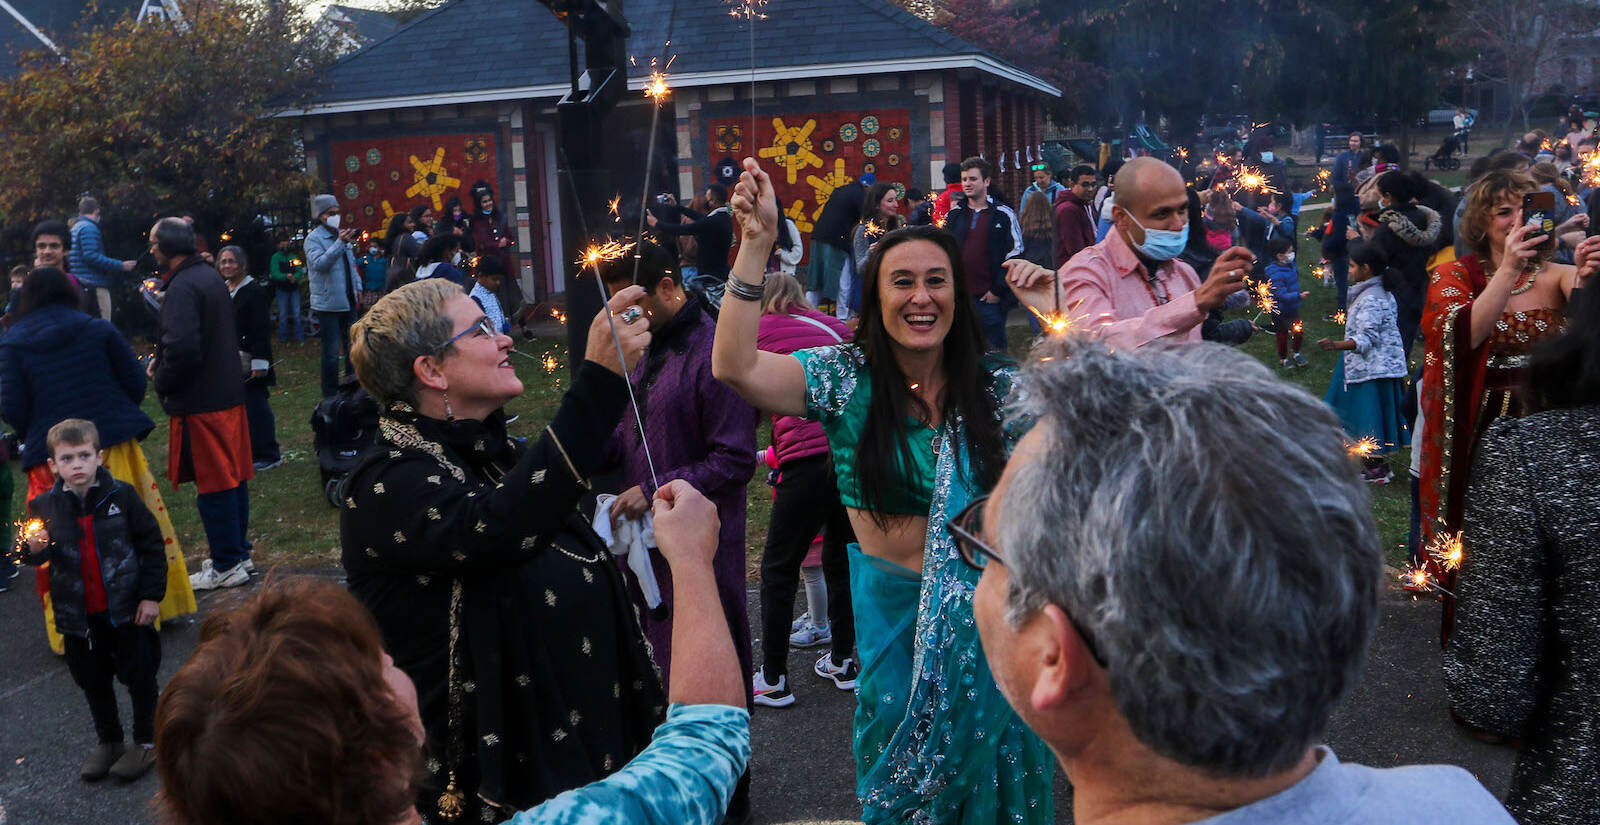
[{"x1": 438, "y1": 316, "x2": 496, "y2": 353}]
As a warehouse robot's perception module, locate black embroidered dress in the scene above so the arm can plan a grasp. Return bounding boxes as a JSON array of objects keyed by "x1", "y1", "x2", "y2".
[{"x1": 340, "y1": 361, "x2": 664, "y2": 824}]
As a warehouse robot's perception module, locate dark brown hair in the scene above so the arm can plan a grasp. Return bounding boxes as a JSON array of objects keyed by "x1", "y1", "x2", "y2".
[
  {"x1": 47, "y1": 418, "x2": 100, "y2": 453},
  {"x1": 854, "y1": 225, "x2": 1007, "y2": 528},
  {"x1": 155, "y1": 577, "x2": 421, "y2": 825}
]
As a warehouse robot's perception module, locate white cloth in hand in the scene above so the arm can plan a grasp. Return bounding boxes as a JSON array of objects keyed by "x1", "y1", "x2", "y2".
[{"x1": 593, "y1": 493, "x2": 662, "y2": 608}]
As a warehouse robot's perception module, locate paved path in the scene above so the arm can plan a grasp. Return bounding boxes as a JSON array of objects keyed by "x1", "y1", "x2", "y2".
[{"x1": 0, "y1": 572, "x2": 1513, "y2": 825}]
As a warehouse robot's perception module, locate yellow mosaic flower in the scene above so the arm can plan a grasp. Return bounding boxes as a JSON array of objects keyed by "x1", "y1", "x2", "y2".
[
  {"x1": 406, "y1": 146, "x2": 462, "y2": 210},
  {"x1": 758, "y1": 117, "x2": 824, "y2": 184}
]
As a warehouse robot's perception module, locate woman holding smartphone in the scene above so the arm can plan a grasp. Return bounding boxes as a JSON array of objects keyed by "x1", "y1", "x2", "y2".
[{"x1": 1421, "y1": 168, "x2": 1600, "y2": 643}]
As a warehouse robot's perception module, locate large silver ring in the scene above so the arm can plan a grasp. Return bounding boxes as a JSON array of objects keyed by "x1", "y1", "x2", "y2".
[{"x1": 620, "y1": 306, "x2": 643, "y2": 325}]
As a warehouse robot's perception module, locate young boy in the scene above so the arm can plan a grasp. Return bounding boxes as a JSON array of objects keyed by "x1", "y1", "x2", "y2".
[
  {"x1": 20, "y1": 419, "x2": 167, "y2": 782},
  {"x1": 1264, "y1": 237, "x2": 1307, "y2": 368},
  {"x1": 470, "y1": 255, "x2": 511, "y2": 334}
]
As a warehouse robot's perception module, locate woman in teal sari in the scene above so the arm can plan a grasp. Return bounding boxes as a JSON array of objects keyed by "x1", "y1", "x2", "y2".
[{"x1": 713, "y1": 159, "x2": 1054, "y2": 824}]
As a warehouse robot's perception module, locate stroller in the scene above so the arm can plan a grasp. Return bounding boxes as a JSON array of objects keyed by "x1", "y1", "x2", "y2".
[
  {"x1": 310, "y1": 375, "x2": 380, "y2": 507},
  {"x1": 1425, "y1": 134, "x2": 1462, "y2": 170}
]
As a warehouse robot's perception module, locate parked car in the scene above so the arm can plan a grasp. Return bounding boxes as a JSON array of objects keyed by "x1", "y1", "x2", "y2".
[{"x1": 1422, "y1": 104, "x2": 1477, "y2": 129}]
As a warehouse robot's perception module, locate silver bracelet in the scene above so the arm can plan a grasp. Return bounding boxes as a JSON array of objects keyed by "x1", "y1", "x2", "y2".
[{"x1": 726, "y1": 275, "x2": 765, "y2": 302}]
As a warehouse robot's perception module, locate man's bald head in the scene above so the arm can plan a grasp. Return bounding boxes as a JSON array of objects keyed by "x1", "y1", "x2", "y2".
[{"x1": 1114, "y1": 157, "x2": 1185, "y2": 215}]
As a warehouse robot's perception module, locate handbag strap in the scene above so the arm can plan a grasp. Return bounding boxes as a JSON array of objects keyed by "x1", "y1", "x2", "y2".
[{"x1": 788, "y1": 312, "x2": 843, "y2": 343}]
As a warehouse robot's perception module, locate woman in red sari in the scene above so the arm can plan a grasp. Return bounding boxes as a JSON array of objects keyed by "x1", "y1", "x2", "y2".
[{"x1": 1421, "y1": 168, "x2": 1600, "y2": 641}]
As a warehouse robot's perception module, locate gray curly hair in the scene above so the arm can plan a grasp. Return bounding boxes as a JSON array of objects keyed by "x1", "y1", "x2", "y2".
[{"x1": 996, "y1": 338, "x2": 1381, "y2": 777}]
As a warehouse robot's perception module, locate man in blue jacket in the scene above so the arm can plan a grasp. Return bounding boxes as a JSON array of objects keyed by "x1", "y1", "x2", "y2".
[
  {"x1": 304, "y1": 194, "x2": 361, "y2": 397},
  {"x1": 69, "y1": 197, "x2": 135, "y2": 322}
]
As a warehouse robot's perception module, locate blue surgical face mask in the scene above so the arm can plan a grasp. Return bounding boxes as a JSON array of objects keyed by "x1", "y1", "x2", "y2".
[
  {"x1": 1260, "y1": 151, "x2": 1275, "y2": 164},
  {"x1": 1126, "y1": 213, "x2": 1189, "y2": 261}
]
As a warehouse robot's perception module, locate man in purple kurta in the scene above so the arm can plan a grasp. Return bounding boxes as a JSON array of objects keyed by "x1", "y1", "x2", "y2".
[{"x1": 598, "y1": 243, "x2": 757, "y2": 694}]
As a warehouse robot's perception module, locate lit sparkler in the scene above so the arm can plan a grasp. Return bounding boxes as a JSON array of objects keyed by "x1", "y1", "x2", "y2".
[
  {"x1": 1400, "y1": 565, "x2": 1455, "y2": 597},
  {"x1": 220, "y1": 231, "x2": 232, "y2": 242},
  {"x1": 1291, "y1": 320, "x2": 1303, "y2": 335},
  {"x1": 644, "y1": 70, "x2": 671, "y2": 102},
  {"x1": 608, "y1": 196, "x2": 622, "y2": 221},
  {"x1": 551, "y1": 308, "x2": 567, "y2": 325},
  {"x1": 141, "y1": 278, "x2": 160, "y2": 292},
  {"x1": 1251, "y1": 279, "x2": 1277, "y2": 315},
  {"x1": 542, "y1": 352, "x2": 560, "y2": 373},
  {"x1": 1231, "y1": 165, "x2": 1280, "y2": 195},
  {"x1": 1333, "y1": 309, "x2": 1347, "y2": 325},
  {"x1": 1027, "y1": 306, "x2": 1077, "y2": 336},
  {"x1": 19, "y1": 518, "x2": 44, "y2": 545},
  {"x1": 1427, "y1": 531, "x2": 1464, "y2": 572},
  {"x1": 1347, "y1": 436, "x2": 1379, "y2": 458},
  {"x1": 579, "y1": 241, "x2": 633, "y2": 269}
]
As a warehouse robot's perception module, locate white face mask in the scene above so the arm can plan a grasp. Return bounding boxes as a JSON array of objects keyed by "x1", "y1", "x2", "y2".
[
  {"x1": 325, "y1": 214, "x2": 341, "y2": 231},
  {"x1": 451, "y1": 251, "x2": 462, "y2": 265}
]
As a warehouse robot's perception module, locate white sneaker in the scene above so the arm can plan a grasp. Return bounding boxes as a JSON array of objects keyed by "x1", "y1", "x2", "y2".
[
  {"x1": 752, "y1": 668, "x2": 795, "y2": 708},
  {"x1": 789, "y1": 612, "x2": 811, "y2": 634},
  {"x1": 240, "y1": 558, "x2": 256, "y2": 576},
  {"x1": 814, "y1": 653, "x2": 860, "y2": 690},
  {"x1": 190, "y1": 559, "x2": 250, "y2": 591},
  {"x1": 789, "y1": 622, "x2": 832, "y2": 648}
]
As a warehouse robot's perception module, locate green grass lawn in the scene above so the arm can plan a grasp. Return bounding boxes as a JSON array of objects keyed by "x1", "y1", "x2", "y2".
[{"x1": 48, "y1": 244, "x2": 1407, "y2": 582}]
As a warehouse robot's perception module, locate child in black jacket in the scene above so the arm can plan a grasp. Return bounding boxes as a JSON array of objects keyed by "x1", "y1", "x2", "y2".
[{"x1": 20, "y1": 419, "x2": 166, "y2": 783}]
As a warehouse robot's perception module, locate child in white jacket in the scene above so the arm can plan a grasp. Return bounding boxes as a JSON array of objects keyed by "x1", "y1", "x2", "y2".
[{"x1": 1319, "y1": 241, "x2": 1410, "y2": 484}]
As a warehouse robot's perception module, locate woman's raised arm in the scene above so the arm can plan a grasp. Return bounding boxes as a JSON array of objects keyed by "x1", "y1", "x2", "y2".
[{"x1": 713, "y1": 158, "x2": 809, "y2": 418}]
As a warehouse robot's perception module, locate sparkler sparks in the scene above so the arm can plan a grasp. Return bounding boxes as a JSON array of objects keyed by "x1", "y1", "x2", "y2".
[
  {"x1": 644, "y1": 70, "x2": 671, "y2": 101},
  {"x1": 551, "y1": 308, "x2": 567, "y2": 325},
  {"x1": 725, "y1": 0, "x2": 769, "y2": 19},
  {"x1": 542, "y1": 353, "x2": 560, "y2": 374},
  {"x1": 1251, "y1": 279, "x2": 1277, "y2": 315},
  {"x1": 1427, "y1": 531, "x2": 1464, "y2": 572},
  {"x1": 608, "y1": 196, "x2": 622, "y2": 220},
  {"x1": 19, "y1": 518, "x2": 44, "y2": 544},
  {"x1": 579, "y1": 241, "x2": 633, "y2": 268},
  {"x1": 1400, "y1": 565, "x2": 1456, "y2": 597},
  {"x1": 1027, "y1": 306, "x2": 1077, "y2": 336},
  {"x1": 1291, "y1": 320, "x2": 1304, "y2": 335},
  {"x1": 1231, "y1": 166, "x2": 1280, "y2": 195},
  {"x1": 1347, "y1": 436, "x2": 1379, "y2": 458},
  {"x1": 1333, "y1": 310, "x2": 1347, "y2": 325}
]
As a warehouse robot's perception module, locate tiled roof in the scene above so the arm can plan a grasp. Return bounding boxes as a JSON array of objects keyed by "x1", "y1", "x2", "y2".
[
  {"x1": 294, "y1": 0, "x2": 1054, "y2": 109},
  {"x1": 323, "y1": 4, "x2": 401, "y2": 45}
]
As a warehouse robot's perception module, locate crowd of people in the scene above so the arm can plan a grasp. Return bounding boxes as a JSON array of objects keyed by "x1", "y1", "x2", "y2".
[{"x1": 8, "y1": 103, "x2": 1600, "y2": 825}]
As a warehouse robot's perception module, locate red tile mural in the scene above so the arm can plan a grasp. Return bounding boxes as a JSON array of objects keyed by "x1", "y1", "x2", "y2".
[
  {"x1": 708, "y1": 109, "x2": 910, "y2": 258},
  {"x1": 328, "y1": 134, "x2": 500, "y2": 233}
]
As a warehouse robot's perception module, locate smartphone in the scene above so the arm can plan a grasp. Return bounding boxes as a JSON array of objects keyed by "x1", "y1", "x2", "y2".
[{"x1": 1522, "y1": 191, "x2": 1557, "y2": 251}]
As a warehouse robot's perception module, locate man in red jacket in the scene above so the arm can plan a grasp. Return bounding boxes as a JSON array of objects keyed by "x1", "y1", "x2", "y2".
[{"x1": 1054, "y1": 164, "x2": 1099, "y2": 268}]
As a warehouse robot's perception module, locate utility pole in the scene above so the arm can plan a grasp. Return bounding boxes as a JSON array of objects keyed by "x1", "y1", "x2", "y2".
[{"x1": 533, "y1": 0, "x2": 630, "y2": 373}]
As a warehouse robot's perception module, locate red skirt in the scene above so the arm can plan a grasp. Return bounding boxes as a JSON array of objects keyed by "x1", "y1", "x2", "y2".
[{"x1": 169, "y1": 406, "x2": 255, "y2": 494}]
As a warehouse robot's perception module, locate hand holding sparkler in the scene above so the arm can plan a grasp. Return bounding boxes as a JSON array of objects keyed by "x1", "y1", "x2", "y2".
[
  {"x1": 1193, "y1": 247, "x2": 1254, "y2": 312},
  {"x1": 584, "y1": 285, "x2": 652, "y2": 377},
  {"x1": 1317, "y1": 337, "x2": 1354, "y2": 352},
  {"x1": 729, "y1": 158, "x2": 780, "y2": 246},
  {"x1": 19, "y1": 518, "x2": 48, "y2": 554}
]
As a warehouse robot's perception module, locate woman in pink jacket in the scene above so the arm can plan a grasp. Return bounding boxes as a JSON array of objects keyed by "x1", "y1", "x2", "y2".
[{"x1": 751, "y1": 273, "x2": 857, "y2": 708}]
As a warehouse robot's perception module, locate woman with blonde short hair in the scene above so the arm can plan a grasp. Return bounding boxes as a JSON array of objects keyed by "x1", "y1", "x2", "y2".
[{"x1": 339, "y1": 278, "x2": 665, "y2": 822}]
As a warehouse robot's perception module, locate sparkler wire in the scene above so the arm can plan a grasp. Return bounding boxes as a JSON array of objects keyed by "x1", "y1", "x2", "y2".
[{"x1": 556, "y1": 147, "x2": 661, "y2": 490}]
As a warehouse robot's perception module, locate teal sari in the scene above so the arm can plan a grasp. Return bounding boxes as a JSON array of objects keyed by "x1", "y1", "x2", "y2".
[{"x1": 795, "y1": 345, "x2": 1055, "y2": 825}]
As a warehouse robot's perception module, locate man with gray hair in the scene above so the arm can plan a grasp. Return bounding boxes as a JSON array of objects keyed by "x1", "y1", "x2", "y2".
[
  {"x1": 147, "y1": 217, "x2": 255, "y2": 591},
  {"x1": 69, "y1": 196, "x2": 136, "y2": 322},
  {"x1": 961, "y1": 340, "x2": 1514, "y2": 825}
]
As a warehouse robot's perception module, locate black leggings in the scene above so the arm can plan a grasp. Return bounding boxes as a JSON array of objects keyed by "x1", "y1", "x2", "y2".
[{"x1": 759, "y1": 454, "x2": 855, "y2": 677}]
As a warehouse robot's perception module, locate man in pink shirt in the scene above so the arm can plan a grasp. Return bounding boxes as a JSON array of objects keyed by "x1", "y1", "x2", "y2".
[{"x1": 1008, "y1": 157, "x2": 1252, "y2": 348}]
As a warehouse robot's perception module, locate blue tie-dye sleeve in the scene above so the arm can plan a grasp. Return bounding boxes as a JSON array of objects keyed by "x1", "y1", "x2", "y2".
[{"x1": 509, "y1": 704, "x2": 751, "y2": 825}]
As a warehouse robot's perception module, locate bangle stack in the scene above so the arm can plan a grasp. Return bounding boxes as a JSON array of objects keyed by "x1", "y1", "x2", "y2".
[{"x1": 726, "y1": 275, "x2": 765, "y2": 302}]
